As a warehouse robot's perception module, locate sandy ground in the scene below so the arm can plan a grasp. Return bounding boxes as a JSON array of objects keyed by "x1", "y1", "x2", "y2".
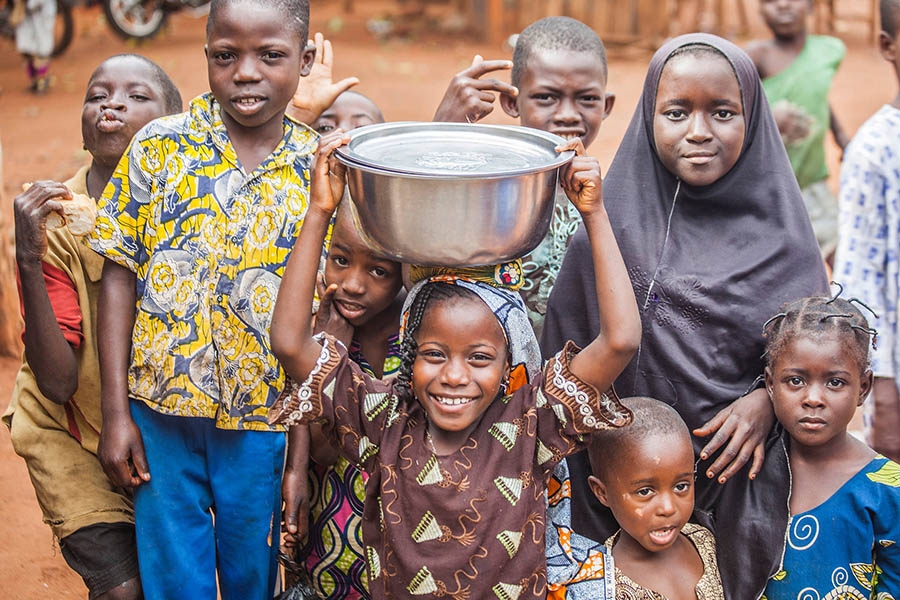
[{"x1": 0, "y1": 1, "x2": 893, "y2": 597}]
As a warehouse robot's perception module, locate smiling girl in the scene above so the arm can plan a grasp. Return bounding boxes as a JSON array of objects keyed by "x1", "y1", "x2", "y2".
[
  {"x1": 268, "y1": 130, "x2": 641, "y2": 599},
  {"x1": 761, "y1": 295, "x2": 900, "y2": 598}
]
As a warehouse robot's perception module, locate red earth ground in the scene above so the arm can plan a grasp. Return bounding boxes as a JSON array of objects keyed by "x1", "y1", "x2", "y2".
[{"x1": 0, "y1": 1, "x2": 892, "y2": 597}]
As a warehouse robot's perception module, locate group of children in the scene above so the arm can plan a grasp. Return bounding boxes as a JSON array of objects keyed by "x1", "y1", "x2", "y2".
[{"x1": 5, "y1": 1, "x2": 900, "y2": 599}]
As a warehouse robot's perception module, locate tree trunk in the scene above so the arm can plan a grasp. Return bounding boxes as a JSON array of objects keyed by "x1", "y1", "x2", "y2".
[{"x1": 0, "y1": 138, "x2": 23, "y2": 358}]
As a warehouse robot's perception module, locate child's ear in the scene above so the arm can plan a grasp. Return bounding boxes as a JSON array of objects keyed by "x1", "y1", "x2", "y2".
[
  {"x1": 603, "y1": 91, "x2": 616, "y2": 120},
  {"x1": 587, "y1": 475, "x2": 609, "y2": 507},
  {"x1": 500, "y1": 92, "x2": 519, "y2": 119},
  {"x1": 300, "y1": 43, "x2": 316, "y2": 77},
  {"x1": 859, "y1": 369, "x2": 874, "y2": 406},
  {"x1": 764, "y1": 366, "x2": 774, "y2": 400},
  {"x1": 879, "y1": 31, "x2": 897, "y2": 64}
]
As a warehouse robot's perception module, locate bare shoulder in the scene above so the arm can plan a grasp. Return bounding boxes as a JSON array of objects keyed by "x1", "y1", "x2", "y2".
[{"x1": 744, "y1": 39, "x2": 773, "y2": 74}]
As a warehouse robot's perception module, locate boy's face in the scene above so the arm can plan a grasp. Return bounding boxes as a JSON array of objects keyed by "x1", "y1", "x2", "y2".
[
  {"x1": 759, "y1": 0, "x2": 812, "y2": 38},
  {"x1": 589, "y1": 431, "x2": 695, "y2": 554},
  {"x1": 313, "y1": 92, "x2": 383, "y2": 135},
  {"x1": 205, "y1": 0, "x2": 314, "y2": 133},
  {"x1": 501, "y1": 49, "x2": 613, "y2": 149},
  {"x1": 325, "y1": 208, "x2": 402, "y2": 327},
  {"x1": 82, "y1": 56, "x2": 169, "y2": 170}
]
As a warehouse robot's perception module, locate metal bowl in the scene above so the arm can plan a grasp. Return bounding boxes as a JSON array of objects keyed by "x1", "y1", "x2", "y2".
[{"x1": 334, "y1": 122, "x2": 574, "y2": 267}]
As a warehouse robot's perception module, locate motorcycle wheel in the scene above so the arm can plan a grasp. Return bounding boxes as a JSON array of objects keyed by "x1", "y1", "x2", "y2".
[
  {"x1": 103, "y1": 0, "x2": 166, "y2": 40},
  {"x1": 51, "y1": 0, "x2": 74, "y2": 57}
]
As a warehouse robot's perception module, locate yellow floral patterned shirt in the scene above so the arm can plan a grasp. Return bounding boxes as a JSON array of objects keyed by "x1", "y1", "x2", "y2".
[{"x1": 89, "y1": 93, "x2": 317, "y2": 431}]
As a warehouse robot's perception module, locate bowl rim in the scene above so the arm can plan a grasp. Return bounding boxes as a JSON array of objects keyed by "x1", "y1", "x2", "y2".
[{"x1": 333, "y1": 121, "x2": 575, "y2": 180}]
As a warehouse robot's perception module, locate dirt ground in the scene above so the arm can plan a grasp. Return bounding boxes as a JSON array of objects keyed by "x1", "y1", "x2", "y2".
[{"x1": 0, "y1": 0, "x2": 893, "y2": 597}]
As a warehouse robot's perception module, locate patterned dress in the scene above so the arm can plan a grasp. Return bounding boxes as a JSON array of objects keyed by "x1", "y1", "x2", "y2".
[
  {"x1": 762, "y1": 457, "x2": 900, "y2": 599},
  {"x1": 605, "y1": 525, "x2": 724, "y2": 599},
  {"x1": 304, "y1": 334, "x2": 401, "y2": 600},
  {"x1": 270, "y1": 335, "x2": 630, "y2": 600}
]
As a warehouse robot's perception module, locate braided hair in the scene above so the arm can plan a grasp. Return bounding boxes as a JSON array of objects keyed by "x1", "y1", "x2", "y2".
[
  {"x1": 394, "y1": 282, "x2": 492, "y2": 403},
  {"x1": 763, "y1": 293, "x2": 876, "y2": 374}
]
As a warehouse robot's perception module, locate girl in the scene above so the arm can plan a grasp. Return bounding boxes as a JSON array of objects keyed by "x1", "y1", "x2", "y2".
[
  {"x1": 762, "y1": 295, "x2": 900, "y2": 597},
  {"x1": 542, "y1": 33, "x2": 828, "y2": 598},
  {"x1": 268, "y1": 130, "x2": 641, "y2": 599}
]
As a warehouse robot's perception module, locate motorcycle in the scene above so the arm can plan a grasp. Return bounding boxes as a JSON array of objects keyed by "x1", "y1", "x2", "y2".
[
  {"x1": 0, "y1": 0, "x2": 75, "y2": 57},
  {"x1": 103, "y1": 0, "x2": 210, "y2": 41}
]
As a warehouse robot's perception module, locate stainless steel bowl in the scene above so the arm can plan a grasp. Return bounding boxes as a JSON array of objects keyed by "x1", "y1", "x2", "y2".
[{"x1": 334, "y1": 122, "x2": 574, "y2": 267}]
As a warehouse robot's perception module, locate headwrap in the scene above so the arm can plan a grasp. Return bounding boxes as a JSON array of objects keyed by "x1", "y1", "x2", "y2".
[
  {"x1": 541, "y1": 34, "x2": 828, "y2": 599},
  {"x1": 403, "y1": 259, "x2": 540, "y2": 393}
]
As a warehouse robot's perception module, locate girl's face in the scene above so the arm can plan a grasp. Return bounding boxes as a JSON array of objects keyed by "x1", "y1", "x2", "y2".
[
  {"x1": 412, "y1": 295, "x2": 509, "y2": 452},
  {"x1": 766, "y1": 332, "x2": 873, "y2": 450},
  {"x1": 589, "y1": 432, "x2": 695, "y2": 553},
  {"x1": 324, "y1": 209, "x2": 402, "y2": 327},
  {"x1": 653, "y1": 52, "x2": 745, "y2": 187}
]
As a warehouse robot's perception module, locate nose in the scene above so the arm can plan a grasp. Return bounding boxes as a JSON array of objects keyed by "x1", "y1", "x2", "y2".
[
  {"x1": 656, "y1": 492, "x2": 677, "y2": 517},
  {"x1": 685, "y1": 113, "x2": 713, "y2": 143},
  {"x1": 440, "y1": 356, "x2": 470, "y2": 387},
  {"x1": 341, "y1": 268, "x2": 366, "y2": 296},
  {"x1": 803, "y1": 384, "x2": 826, "y2": 408},
  {"x1": 553, "y1": 98, "x2": 580, "y2": 124},
  {"x1": 101, "y1": 91, "x2": 126, "y2": 111},
  {"x1": 234, "y1": 55, "x2": 261, "y2": 82}
]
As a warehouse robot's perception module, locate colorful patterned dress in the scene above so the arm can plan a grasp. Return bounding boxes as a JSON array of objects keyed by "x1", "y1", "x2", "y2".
[
  {"x1": 270, "y1": 335, "x2": 630, "y2": 600},
  {"x1": 304, "y1": 334, "x2": 401, "y2": 600},
  {"x1": 763, "y1": 456, "x2": 900, "y2": 599}
]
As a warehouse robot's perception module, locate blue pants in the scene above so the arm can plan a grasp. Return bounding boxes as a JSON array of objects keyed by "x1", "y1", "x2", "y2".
[{"x1": 131, "y1": 400, "x2": 286, "y2": 600}]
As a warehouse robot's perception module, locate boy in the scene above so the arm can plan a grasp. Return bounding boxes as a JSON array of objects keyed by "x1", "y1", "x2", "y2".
[
  {"x1": 87, "y1": 1, "x2": 317, "y2": 597},
  {"x1": 434, "y1": 16, "x2": 615, "y2": 338},
  {"x1": 4, "y1": 54, "x2": 181, "y2": 600},
  {"x1": 832, "y1": 0, "x2": 900, "y2": 464},
  {"x1": 747, "y1": 0, "x2": 849, "y2": 260}
]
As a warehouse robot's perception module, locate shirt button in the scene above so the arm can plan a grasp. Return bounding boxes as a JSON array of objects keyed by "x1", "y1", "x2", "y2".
[{"x1": 216, "y1": 294, "x2": 224, "y2": 303}]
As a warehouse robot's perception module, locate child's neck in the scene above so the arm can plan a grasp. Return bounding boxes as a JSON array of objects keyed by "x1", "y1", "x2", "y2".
[
  {"x1": 788, "y1": 431, "x2": 876, "y2": 514},
  {"x1": 86, "y1": 161, "x2": 115, "y2": 199},
  {"x1": 612, "y1": 531, "x2": 703, "y2": 599},
  {"x1": 223, "y1": 111, "x2": 286, "y2": 174},
  {"x1": 772, "y1": 30, "x2": 807, "y2": 55}
]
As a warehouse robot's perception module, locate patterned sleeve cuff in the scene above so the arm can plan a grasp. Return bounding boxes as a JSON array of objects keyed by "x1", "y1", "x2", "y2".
[
  {"x1": 268, "y1": 333, "x2": 340, "y2": 426},
  {"x1": 544, "y1": 340, "x2": 633, "y2": 431}
]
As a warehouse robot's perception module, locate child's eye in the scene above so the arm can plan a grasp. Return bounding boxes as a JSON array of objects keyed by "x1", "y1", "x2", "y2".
[
  {"x1": 130, "y1": 94, "x2": 150, "y2": 101},
  {"x1": 674, "y1": 481, "x2": 692, "y2": 493},
  {"x1": 579, "y1": 96, "x2": 601, "y2": 104},
  {"x1": 330, "y1": 255, "x2": 349, "y2": 267},
  {"x1": 713, "y1": 109, "x2": 735, "y2": 120},
  {"x1": 262, "y1": 51, "x2": 285, "y2": 61},
  {"x1": 531, "y1": 93, "x2": 555, "y2": 103},
  {"x1": 214, "y1": 51, "x2": 235, "y2": 63},
  {"x1": 316, "y1": 123, "x2": 335, "y2": 134},
  {"x1": 419, "y1": 349, "x2": 445, "y2": 361},
  {"x1": 827, "y1": 378, "x2": 846, "y2": 388},
  {"x1": 372, "y1": 266, "x2": 388, "y2": 278},
  {"x1": 469, "y1": 352, "x2": 493, "y2": 363},
  {"x1": 787, "y1": 376, "x2": 804, "y2": 386},
  {"x1": 635, "y1": 487, "x2": 654, "y2": 497},
  {"x1": 663, "y1": 109, "x2": 687, "y2": 121}
]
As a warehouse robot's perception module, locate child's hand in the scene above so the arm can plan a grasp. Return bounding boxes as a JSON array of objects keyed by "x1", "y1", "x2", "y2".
[
  {"x1": 432, "y1": 55, "x2": 518, "y2": 123},
  {"x1": 310, "y1": 131, "x2": 350, "y2": 216},
  {"x1": 557, "y1": 139, "x2": 603, "y2": 215},
  {"x1": 98, "y1": 416, "x2": 151, "y2": 488},
  {"x1": 13, "y1": 180, "x2": 71, "y2": 265},
  {"x1": 693, "y1": 388, "x2": 775, "y2": 483},
  {"x1": 281, "y1": 461, "x2": 310, "y2": 548},
  {"x1": 771, "y1": 100, "x2": 812, "y2": 146},
  {"x1": 313, "y1": 273, "x2": 354, "y2": 347},
  {"x1": 289, "y1": 32, "x2": 360, "y2": 124}
]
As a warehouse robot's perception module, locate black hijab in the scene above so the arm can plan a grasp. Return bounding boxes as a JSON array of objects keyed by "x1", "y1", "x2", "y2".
[{"x1": 542, "y1": 34, "x2": 827, "y2": 598}]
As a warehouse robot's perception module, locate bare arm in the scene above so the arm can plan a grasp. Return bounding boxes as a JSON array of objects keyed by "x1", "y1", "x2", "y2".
[
  {"x1": 282, "y1": 424, "x2": 311, "y2": 547},
  {"x1": 561, "y1": 141, "x2": 641, "y2": 392},
  {"x1": 432, "y1": 55, "x2": 518, "y2": 123},
  {"x1": 870, "y1": 377, "x2": 900, "y2": 462},
  {"x1": 14, "y1": 181, "x2": 78, "y2": 403},
  {"x1": 270, "y1": 131, "x2": 350, "y2": 382},
  {"x1": 830, "y1": 104, "x2": 850, "y2": 152},
  {"x1": 97, "y1": 259, "x2": 149, "y2": 488}
]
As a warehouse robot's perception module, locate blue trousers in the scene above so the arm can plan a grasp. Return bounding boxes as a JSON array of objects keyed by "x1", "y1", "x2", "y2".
[{"x1": 131, "y1": 400, "x2": 286, "y2": 600}]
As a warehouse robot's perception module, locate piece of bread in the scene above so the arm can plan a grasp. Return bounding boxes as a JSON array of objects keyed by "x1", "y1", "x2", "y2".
[{"x1": 22, "y1": 183, "x2": 98, "y2": 236}]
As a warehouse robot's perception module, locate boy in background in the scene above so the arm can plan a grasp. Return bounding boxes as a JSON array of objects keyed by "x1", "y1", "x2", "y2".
[
  {"x1": 832, "y1": 0, "x2": 900, "y2": 463},
  {"x1": 88, "y1": 0, "x2": 317, "y2": 597},
  {"x1": 747, "y1": 0, "x2": 849, "y2": 261},
  {"x1": 5, "y1": 54, "x2": 181, "y2": 600},
  {"x1": 433, "y1": 16, "x2": 615, "y2": 337}
]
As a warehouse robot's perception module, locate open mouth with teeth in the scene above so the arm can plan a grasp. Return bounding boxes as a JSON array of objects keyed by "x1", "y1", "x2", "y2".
[
  {"x1": 432, "y1": 395, "x2": 477, "y2": 407},
  {"x1": 647, "y1": 526, "x2": 679, "y2": 546}
]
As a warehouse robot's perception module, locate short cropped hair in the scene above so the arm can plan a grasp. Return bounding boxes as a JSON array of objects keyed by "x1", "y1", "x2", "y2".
[
  {"x1": 587, "y1": 396, "x2": 690, "y2": 482},
  {"x1": 511, "y1": 16, "x2": 607, "y2": 87},
  {"x1": 882, "y1": 0, "x2": 900, "y2": 38},
  {"x1": 207, "y1": 0, "x2": 310, "y2": 45}
]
